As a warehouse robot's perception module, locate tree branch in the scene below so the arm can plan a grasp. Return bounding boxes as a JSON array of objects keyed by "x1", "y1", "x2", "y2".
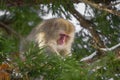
[
  {"x1": 81, "y1": 43, "x2": 120, "y2": 62},
  {"x1": 81, "y1": 0, "x2": 120, "y2": 16},
  {"x1": 0, "y1": 22, "x2": 22, "y2": 39},
  {"x1": 4, "y1": 0, "x2": 120, "y2": 17},
  {"x1": 68, "y1": 7, "x2": 106, "y2": 56},
  {"x1": 100, "y1": 43, "x2": 120, "y2": 51}
]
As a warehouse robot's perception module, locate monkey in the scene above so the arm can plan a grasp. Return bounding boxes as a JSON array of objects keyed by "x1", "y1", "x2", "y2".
[
  {"x1": 20, "y1": 18, "x2": 75, "y2": 58},
  {"x1": 0, "y1": 18, "x2": 75, "y2": 60}
]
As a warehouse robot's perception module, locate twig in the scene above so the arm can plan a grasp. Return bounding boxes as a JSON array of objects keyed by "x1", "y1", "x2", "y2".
[
  {"x1": 80, "y1": 51, "x2": 97, "y2": 61},
  {"x1": 81, "y1": 0, "x2": 120, "y2": 16},
  {"x1": 100, "y1": 43, "x2": 120, "y2": 51},
  {"x1": 80, "y1": 43, "x2": 120, "y2": 62},
  {"x1": 107, "y1": 2, "x2": 120, "y2": 7},
  {"x1": 0, "y1": 22, "x2": 22, "y2": 39}
]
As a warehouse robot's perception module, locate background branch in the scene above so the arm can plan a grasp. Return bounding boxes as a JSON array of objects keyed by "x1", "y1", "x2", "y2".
[{"x1": 81, "y1": 0, "x2": 120, "y2": 16}]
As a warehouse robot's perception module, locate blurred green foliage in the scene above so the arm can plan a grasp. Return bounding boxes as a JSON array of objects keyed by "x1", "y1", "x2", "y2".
[{"x1": 0, "y1": 0, "x2": 120, "y2": 80}]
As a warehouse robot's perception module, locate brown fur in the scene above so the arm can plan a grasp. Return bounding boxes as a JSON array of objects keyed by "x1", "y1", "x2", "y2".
[{"x1": 20, "y1": 18, "x2": 75, "y2": 57}]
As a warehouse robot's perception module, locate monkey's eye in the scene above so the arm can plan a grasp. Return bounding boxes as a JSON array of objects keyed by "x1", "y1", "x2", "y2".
[{"x1": 60, "y1": 34, "x2": 69, "y2": 38}]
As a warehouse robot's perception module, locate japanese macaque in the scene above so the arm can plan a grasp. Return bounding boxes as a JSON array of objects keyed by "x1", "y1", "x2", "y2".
[
  {"x1": 0, "y1": 18, "x2": 75, "y2": 58},
  {"x1": 20, "y1": 18, "x2": 75, "y2": 58}
]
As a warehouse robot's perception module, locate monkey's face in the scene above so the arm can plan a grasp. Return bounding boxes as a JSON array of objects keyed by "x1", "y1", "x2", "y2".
[{"x1": 57, "y1": 33, "x2": 69, "y2": 45}]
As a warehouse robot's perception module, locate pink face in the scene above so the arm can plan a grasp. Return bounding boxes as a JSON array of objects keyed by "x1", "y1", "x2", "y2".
[{"x1": 57, "y1": 33, "x2": 69, "y2": 45}]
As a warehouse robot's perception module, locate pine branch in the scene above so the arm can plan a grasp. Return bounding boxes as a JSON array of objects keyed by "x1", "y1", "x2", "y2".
[
  {"x1": 80, "y1": 43, "x2": 120, "y2": 62},
  {"x1": 81, "y1": 0, "x2": 120, "y2": 16},
  {"x1": 67, "y1": 6, "x2": 106, "y2": 56},
  {"x1": 0, "y1": 22, "x2": 22, "y2": 39}
]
